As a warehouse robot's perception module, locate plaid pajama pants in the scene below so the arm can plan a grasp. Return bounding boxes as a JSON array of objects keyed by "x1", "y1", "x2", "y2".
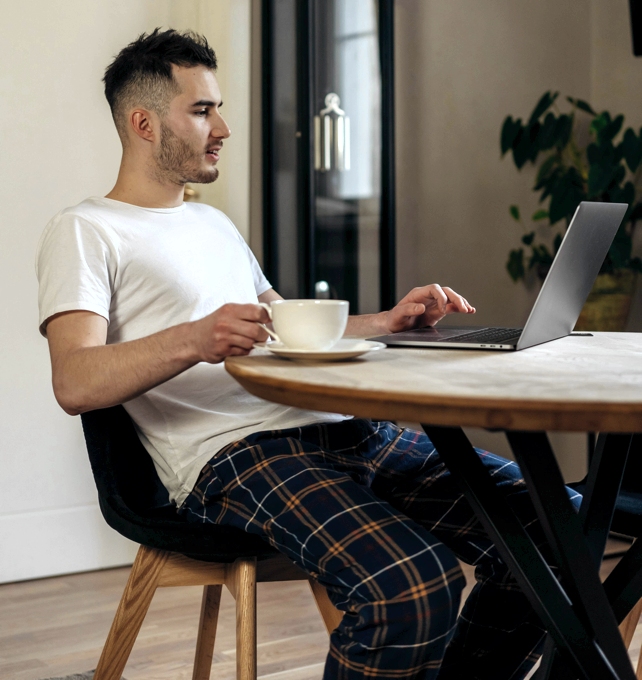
[{"x1": 180, "y1": 418, "x2": 581, "y2": 679}]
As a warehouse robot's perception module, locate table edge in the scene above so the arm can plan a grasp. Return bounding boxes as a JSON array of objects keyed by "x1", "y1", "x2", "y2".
[{"x1": 225, "y1": 357, "x2": 642, "y2": 433}]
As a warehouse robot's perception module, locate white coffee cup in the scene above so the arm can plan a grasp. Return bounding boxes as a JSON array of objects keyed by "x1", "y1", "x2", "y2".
[{"x1": 258, "y1": 299, "x2": 349, "y2": 350}]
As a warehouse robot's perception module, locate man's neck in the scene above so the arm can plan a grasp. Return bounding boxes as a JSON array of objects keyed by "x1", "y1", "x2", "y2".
[{"x1": 106, "y1": 157, "x2": 185, "y2": 209}]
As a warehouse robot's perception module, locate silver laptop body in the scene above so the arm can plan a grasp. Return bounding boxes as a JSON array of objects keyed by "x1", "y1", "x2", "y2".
[{"x1": 370, "y1": 201, "x2": 628, "y2": 351}]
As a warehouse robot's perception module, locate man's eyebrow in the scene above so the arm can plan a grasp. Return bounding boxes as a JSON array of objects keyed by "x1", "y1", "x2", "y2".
[{"x1": 191, "y1": 99, "x2": 222, "y2": 107}]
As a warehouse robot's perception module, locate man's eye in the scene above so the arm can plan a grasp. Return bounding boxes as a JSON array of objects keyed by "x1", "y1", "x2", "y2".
[{"x1": 196, "y1": 110, "x2": 208, "y2": 116}]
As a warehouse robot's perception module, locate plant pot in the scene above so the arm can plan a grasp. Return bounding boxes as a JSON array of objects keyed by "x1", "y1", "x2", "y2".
[{"x1": 574, "y1": 270, "x2": 637, "y2": 332}]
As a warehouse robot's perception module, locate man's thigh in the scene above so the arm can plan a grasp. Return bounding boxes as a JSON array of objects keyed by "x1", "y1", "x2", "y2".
[
  {"x1": 180, "y1": 425, "x2": 465, "y2": 611},
  {"x1": 353, "y1": 420, "x2": 581, "y2": 566}
]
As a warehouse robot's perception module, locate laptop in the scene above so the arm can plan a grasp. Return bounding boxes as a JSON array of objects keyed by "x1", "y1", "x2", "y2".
[{"x1": 369, "y1": 201, "x2": 628, "y2": 351}]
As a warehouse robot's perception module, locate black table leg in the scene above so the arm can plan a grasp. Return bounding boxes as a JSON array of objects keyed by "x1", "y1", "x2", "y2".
[
  {"x1": 536, "y1": 433, "x2": 633, "y2": 679},
  {"x1": 507, "y1": 431, "x2": 633, "y2": 680},
  {"x1": 422, "y1": 424, "x2": 636, "y2": 680}
]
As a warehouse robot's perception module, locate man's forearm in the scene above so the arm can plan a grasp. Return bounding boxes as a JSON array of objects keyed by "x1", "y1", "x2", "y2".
[
  {"x1": 344, "y1": 312, "x2": 390, "y2": 338},
  {"x1": 52, "y1": 322, "x2": 198, "y2": 415}
]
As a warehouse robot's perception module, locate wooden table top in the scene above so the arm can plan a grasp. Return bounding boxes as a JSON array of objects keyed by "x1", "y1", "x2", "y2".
[{"x1": 225, "y1": 332, "x2": 642, "y2": 432}]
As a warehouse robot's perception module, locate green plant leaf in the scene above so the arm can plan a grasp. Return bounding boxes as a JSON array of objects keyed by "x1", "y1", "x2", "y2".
[
  {"x1": 510, "y1": 129, "x2": 529, "y2": 169},
  {"x1": 621, "y1": 128, "x2": 642, "y2": 172},
  {"x1": 507, "y1": 249, "x2": 525, "y2": 281},
  {"x1": 531, "y1": 209, "x2": 549, "y2": 221},
  {"x1": 528, "y1": 244, "x2": 554, "y2": 280},
  {"x1": 609, "y1": 223, "x2": 632, "y2": 268},
  {"x1": 521, "y1": 231, "x2": 535, "y2": 245},
  {"x1": 534, "y1": 155, "x2": 559, "y2": 188},
  {"x1": 549, "y1": 167, "x2": 585, "y2": 223},
  {"x1": 567, "y1": 97, "x2": 596, "y2": 116},
  {"x1": 528, "y1": 91, "x2": 558, "y2": 125},
  {"x1": 629, "y1": 202, "x2": 642, "y2": 223},
  {"x1": 511, "y1": 123, "x2": 540, "y2": 168},
  {"x1": 590, "y1": 112, "x2": 610, "y2": 140},
  {"x1": 537, "y1": 113, "x2": 560, "y2": 150},
  {"x1": 588, "y1": 163, "x2": 613, "y2": 197},
  {"x1": 630, "y1": 256, "x2": 642, "y2": 272},
  {"x1": 501, "y1": 116, "x2": 522, "y2": 155},
  {"x1": 509, "y1": 205, "x2": 520, "y2": 221},
  {"x1": 553, "y1": 233, "x2": 563, "y2": 253},
  {"x1": 603, "y1": 114, "x2": 624, "y2": 142},
  {"x1": 555, "y1": 115, "x2": 573, "y2": 148},
  {"x1": 610, "y1": 181, "x2": 635, "y2": 209}
]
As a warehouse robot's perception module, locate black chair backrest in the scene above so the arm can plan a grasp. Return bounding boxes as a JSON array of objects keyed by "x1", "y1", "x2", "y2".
[
  {"x1": 80, "y1": 404, "x2": 277, "y2": 561},
  {"x1": 81, "y1": 405, "x2": 172, "y2": 517}
]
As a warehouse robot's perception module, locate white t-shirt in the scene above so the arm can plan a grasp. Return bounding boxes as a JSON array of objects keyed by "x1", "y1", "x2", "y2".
[{"x1": 36, "y1": 197, "x2": 347, "y2": 506}]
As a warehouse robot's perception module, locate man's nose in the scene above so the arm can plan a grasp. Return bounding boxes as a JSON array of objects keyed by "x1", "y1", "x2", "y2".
[{"x1": 213, "y1": 113, "x2": 231, "y2": 139}]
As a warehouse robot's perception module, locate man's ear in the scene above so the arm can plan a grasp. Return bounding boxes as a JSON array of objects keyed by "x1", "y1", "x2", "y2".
[{"x1": 129, "y1": 108, "x2": 157, "y2": 143}]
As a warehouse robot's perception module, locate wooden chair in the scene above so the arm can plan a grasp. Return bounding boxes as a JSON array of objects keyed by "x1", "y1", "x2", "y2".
[{"x1": 81, "y1": 406, "x2": 342, "y2": 680}]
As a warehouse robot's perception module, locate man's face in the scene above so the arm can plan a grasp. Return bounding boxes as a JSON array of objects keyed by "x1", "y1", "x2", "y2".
[{"x1": 153, "y1": 65, "x2": 230, "y2": 185}]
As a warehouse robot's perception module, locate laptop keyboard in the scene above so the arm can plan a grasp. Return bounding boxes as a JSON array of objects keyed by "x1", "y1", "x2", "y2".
[{"x1": 440, "y1": 327, "x2": 522, "y2": 344}]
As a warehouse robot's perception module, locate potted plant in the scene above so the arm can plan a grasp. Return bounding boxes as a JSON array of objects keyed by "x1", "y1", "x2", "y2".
[{"x1": 501, "y1": 91, "x2": 642, "y2": 330}]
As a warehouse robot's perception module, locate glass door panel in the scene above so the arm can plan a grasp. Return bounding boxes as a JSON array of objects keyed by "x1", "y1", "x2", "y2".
[
  {"x1": 262, "y1": 0, "x2": 394, "y2": 314},
  {"x1": 312, "y1": 0, "x2": 382, "y2": 313}
]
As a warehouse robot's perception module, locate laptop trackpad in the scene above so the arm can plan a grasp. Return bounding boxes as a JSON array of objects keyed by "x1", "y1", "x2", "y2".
[{"x1": 391, "y1": 326, "x2": 487, "y2": 341}]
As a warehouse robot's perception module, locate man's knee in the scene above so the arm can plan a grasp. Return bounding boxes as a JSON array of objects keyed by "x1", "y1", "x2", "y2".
[{"x1": 341, "y1": 540, "x2": 465, "y2": 641}]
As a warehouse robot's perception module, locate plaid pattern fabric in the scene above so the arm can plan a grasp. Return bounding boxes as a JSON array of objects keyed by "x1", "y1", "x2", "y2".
[{"x1": 180, "y1": 419, "x2": 580, "y2": 680}]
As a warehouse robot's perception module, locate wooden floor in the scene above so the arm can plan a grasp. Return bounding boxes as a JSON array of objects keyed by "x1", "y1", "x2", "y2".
[{"x1": 0, "y1": 555, "x2": 640, "y2": 680}]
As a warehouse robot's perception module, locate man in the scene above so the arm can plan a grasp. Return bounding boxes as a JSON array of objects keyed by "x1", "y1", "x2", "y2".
[{"x1": 37, "y1": 29, "x2": 559, "y2": 679}]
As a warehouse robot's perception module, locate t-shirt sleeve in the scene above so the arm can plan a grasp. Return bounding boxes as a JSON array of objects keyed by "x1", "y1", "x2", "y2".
[
  {"x1": 215, "y1": 208, "x2": 272, "y2": 296},
  {"x1": 36, "y1": 213, "x2": 116, "y2": 336},
  {"x1": 242, "y1": 239, "x2": 272, "y2": 297}
]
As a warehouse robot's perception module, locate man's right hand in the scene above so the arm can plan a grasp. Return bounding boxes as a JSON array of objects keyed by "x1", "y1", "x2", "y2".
[
  {"x1": 192, "y1": 303, "x2": 270, "y2": 363},
  {"x1": 45, "y1": 303, "x2": 271, "y2": 416}
]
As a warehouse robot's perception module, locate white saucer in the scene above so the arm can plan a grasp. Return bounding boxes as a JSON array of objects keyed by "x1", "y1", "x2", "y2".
[{"x1": 255, "y1": 339, "x2": 386, "y2": 361}]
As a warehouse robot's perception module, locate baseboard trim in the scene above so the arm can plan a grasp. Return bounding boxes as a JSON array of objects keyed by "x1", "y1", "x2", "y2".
[{"x1": 0, "y1": 504, "x2": 138, "y2": 583}]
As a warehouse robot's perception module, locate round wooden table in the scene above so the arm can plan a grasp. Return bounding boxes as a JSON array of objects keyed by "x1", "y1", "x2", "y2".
[
  {"x1": 226, "y1": 333, "x2": 642, "y2": 679},
  {"x1": 227, "y1": 333, "x2": 642, "y2": 433}
]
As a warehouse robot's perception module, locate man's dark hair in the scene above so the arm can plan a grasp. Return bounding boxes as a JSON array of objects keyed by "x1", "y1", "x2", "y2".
[{"x1": 103, "y1": 28, "x2": 217, "y2": 139}]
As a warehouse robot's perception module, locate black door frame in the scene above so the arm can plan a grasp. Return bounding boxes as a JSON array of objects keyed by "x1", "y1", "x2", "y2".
[{"x1": 261, "y1": 0, "x2": 396, "y2": 311}]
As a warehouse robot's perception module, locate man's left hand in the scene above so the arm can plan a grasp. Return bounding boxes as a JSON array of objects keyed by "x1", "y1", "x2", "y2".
[{"x1": 385, "y1": 284, "x2": 475, "y2": 333}]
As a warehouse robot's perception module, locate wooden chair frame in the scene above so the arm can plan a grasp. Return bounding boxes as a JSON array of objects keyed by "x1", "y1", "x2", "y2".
[
  {"x1": 620, "y1": 601, "x2": 642, "y2": 678},
  {"x1": 93, "y1": 545, "x2": 343, "y2": 680}
]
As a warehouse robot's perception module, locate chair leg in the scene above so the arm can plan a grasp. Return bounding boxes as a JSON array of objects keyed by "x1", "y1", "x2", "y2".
[
  {"x1": 192, "y1": 584, "x2": 223, "y2": 680},
  {"x1": 308, "y1": 577, "x2": 344, "y2": 634},
  {"x1": 94, "y1": 545, "x2": 169, "y2": 680},
  {"x1": 620, "y1": 598, "x2": 642, "y2": 649},
  {"x1": 227, "y1": 558, "x2": 257, "y2": 680}
]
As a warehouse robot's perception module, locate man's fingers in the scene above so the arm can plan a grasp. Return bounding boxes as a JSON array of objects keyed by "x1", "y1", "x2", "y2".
[
  {"x1": 396, "y1": 302, "x2": 426, "y2": 319},
  {"x1": 227, "y1": 333, "x2": 259, "y2": 351},
  {"x1": 427, "y1": 284, "x2": 448, "y2": 311},
  {"x1": 221, "y1": 303, "x2": 271, "y2": 323},
  {"x1": 442, "y1": 287, "x2": 472, "y2": 313},
  {"x1": 233, "y1": 319, "x2": 270, "y2": 341}
]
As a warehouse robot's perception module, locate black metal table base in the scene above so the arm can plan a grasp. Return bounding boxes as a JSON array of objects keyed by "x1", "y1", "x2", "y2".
[{"x1": 421, "y1": 425, "x2": 636, "y2": 680}]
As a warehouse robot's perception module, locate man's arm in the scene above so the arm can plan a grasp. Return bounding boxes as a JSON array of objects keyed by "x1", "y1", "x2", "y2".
[
  {"x1": 46, "y1": 304, "x2": 270, "y2": 416},
  {"x1": 50, "y1": 284, "x2": 472, "y2": 416},
  {"x1": 260, "y1": 284, "x2": 475, "y2": 338}
]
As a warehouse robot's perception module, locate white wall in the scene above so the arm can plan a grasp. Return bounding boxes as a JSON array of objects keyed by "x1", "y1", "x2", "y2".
[{"x1": 0, "y1": 0, "x2": 252, "y2": 583}]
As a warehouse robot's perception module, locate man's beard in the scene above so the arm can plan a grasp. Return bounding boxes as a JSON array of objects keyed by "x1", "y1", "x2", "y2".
[{"x1": 153, "y1": 121, "x2": 219, "y2": 185}]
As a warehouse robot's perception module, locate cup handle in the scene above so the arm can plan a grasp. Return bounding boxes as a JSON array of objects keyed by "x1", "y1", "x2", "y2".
[{"x1": 257, "y1": 303, "x2": 280, "y2": 343}]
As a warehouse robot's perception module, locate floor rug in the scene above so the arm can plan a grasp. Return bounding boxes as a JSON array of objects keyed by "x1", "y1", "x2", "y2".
[{"x1": 39, "y1": 673, "x2": 126, "y2": 680}]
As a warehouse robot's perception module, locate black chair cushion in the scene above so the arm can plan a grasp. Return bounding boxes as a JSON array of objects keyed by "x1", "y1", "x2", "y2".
[{"x1": 81, "y1": 406, "x2": 277, "y2": 562}]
